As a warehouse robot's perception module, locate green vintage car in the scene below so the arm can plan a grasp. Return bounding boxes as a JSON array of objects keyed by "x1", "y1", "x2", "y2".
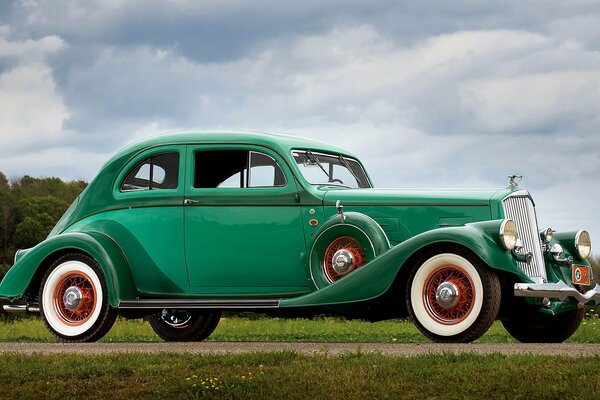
[{"x1": 0, "y1": 131, "x2": 595, "y2": 343}]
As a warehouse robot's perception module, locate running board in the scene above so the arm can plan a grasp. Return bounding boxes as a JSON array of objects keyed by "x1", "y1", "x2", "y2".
[{"x1": 118, "y1": 299, "x2": 281, "y2": 309}]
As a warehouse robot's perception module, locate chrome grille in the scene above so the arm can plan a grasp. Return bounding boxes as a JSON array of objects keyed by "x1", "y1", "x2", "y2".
[{"x1": 502, "y1": 193, "x2": 547, "y2": 283}]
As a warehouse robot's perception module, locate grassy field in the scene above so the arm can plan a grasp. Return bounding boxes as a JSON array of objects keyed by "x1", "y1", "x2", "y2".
[
  {"x1": 2, "y1": 314, "x2": 600, "y2": 399},
  {"x1": 1, "y1": 351, "x2": 600, "y2": 400},
  {"x1": 1, "y1": 312, "x2": 600, "y2": 343}
]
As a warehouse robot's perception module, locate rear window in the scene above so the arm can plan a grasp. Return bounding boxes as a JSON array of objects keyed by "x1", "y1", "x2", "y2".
[{"x1": 121, "y1": 152, "x2": 180, "y2": 191}]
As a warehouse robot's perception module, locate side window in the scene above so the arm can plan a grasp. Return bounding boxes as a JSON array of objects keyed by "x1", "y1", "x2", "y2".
[
  {"x1": 121, "y1": 152, "x2": 180, "y2": 191},
  {"x1": 249, "y1": 152, "x2": 286, "y2": 187},
  {"x1": 194, "y1": 150, "x2": 286, "y2": 188}
]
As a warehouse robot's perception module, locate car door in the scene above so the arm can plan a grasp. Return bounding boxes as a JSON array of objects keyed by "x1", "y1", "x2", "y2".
[
  {"x1": 184, "y1": 144, "x2": 310, "y2": 296},
  {"x1": 109, "y1": 145, "x2": 188, "y2": 295}
]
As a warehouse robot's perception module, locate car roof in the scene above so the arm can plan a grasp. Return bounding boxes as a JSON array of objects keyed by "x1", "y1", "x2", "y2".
[{"x1": 103, "y1": 131, "x2": 357, "y2": 169}]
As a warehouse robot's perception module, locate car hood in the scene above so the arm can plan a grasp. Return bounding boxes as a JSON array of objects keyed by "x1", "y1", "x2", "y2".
[
  {"x1": 321, "y1": 187, "x2": 510, "y2": 206},
  {"x1": 319, "y1": 187, "x2": 514, "y2": 244}
]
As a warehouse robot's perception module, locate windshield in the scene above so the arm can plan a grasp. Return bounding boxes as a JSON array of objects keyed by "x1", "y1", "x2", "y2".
[{"x1": 292, "y1": 150, "x2": 372, "y2": 188}]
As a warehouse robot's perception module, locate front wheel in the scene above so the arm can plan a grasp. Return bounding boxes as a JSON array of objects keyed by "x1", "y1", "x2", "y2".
[
  {"x1": 39, "y1": 253, "x2": 117, "y2": 342},
  {"x1": 502, "y1": 304, "x2": 584, "y2": 343},
  {"x1": 406, "y1": 251, "x2": 501, "y2": 343},
  {"x1": 149, "y1": 309, "x2": 221, "y2": 342}
]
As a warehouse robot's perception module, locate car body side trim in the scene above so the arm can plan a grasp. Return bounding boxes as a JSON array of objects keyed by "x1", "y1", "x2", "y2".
[{"x1": 118, "y1": 299, "x2": 281, "y2": 309}]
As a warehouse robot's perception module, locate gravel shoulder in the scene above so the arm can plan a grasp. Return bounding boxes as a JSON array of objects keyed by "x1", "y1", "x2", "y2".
[{"x1": 1, "y1": 342, "x2": 600, "y2": 356}]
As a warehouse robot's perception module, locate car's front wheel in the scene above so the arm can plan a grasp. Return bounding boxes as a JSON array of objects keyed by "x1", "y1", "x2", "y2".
[
  {"x1": 502, "y1": 303, "x2": 584, "y2": 343},
  {"x1": 406, "y1": 250, "x2": 501, "y2": 343},
  {"x1": 149, "y1": 309, "x2": 222, "y2": 342},
  {"x1": 39, "y1": 253, "x2": 117, "y2": 342}
]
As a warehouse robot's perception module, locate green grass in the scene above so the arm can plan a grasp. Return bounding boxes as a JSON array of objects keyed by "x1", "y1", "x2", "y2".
[
  {"x1": 1, "y1": 313, "x2": 600, "y2": 342},
  {"x1": 1, "y1": 351, "x2": 599, "y2": 400}
]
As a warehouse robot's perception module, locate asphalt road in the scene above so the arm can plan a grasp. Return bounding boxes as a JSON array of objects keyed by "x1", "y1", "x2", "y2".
[{"x1": 1, "y1": 342, "x2": 600, "y2": 356}]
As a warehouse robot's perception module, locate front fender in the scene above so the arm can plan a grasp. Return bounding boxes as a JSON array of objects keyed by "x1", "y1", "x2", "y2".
[
  {"x1": 281, "y1": 219, "x2": 526, "y2": 308},
  {"x1": 0, "y1": 232, "x2": 136, "y2": 307}
]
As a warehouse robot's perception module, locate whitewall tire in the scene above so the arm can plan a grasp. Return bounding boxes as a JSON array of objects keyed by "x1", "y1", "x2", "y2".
[
  {"x1": 406, "y1": 250, "x2": 501, "y2": 343},
  {"x1": 39, "y1": 254, "x2": 117, "y2": 342}
]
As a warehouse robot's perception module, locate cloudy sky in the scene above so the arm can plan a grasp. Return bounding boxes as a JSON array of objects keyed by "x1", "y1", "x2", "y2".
[{"x1": 0, "y1": 0, "x2": 599, "y2": 242}]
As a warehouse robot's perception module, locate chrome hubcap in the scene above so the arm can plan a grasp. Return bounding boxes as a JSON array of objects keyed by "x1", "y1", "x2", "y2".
[
  {"x1": 63, "y1": 286, "x2": 83, "y2": 310},
  {"x1": 332, "y1": 249, "x2": 354, "y2": 275},
  {"x1": 435, "y1": 282, "x2": 459, "y2": 309},
  {"x1": 160, "y1": 309, "x2": 193, "y2": 327}
]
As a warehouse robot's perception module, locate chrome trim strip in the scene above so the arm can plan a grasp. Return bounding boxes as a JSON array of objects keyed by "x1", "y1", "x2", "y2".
[
  {"x1": 118, "y1": 299, "x2": 281, "y2": 309},
  {"x1": 515, "y1": 281, "x2": 600, "y2": 304}
]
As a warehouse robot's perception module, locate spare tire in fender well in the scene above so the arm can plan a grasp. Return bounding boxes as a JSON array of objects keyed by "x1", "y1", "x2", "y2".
[{"x1": 308, "y1": 211, "x2": 391, "y2": 289}]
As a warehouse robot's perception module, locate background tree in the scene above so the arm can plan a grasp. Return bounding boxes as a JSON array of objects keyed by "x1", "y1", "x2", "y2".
[{"x1": 0, "y1": 172, "x2": 87, "y2": 278}]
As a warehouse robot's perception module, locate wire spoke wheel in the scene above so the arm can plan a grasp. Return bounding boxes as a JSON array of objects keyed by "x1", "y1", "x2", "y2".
[
  {"x1": 53, "y1": 272, "x2": 97, "y2": 325},
  {"x1": 323, "y1": 236, "x2": 367, "y2": 282},
  {"x1": 40, "y1": 253, "x2": 117, "y2": 342},
  {"x1": 407, "y1": 250, "x2": 500, "y2": 343},
  {"x1": 424, "y1": 266, "x2": 474, "y2": 324}
]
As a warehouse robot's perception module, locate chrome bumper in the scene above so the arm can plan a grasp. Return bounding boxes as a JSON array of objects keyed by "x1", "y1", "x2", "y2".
[{"x1": 515, "y1": 280, "x2": 600, "y2": 304}]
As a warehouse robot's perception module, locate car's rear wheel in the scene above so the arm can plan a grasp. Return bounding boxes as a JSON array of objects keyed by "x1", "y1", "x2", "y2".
[
  {"x1": 406, "y1": 250, "x2": 501, "y2": 343},
  {"x1": 502, "y1": 303, "x2": 584, "y2": 343},
  {"x1": 39, "y1": 253, "x2": 117, "y2": 342},
  {"x1": 149, "y1": 309, "x2": 221, "y2": 342}
]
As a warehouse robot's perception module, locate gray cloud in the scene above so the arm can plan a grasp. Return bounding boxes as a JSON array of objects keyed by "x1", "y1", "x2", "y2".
[{"x1": 0, "y1": 0, "x2": 598, "y2": 240}]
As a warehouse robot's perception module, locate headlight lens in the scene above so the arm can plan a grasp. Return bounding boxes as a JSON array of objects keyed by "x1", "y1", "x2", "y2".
[
  {"x1": 575, "y1": 230, "x2": 591, "y2": 259},
  {"x1": 500, "y1": 219, "x2": 518, "y2": 250}
]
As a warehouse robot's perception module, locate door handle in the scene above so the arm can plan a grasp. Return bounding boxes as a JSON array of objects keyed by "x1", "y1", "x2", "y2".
[{"x1": 184, "y1": 199, "x2": 200, "y2": 205}]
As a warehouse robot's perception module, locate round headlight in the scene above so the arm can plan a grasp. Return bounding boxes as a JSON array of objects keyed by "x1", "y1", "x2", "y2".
[
  {"x1": 500, "y1": 219, "x2": 518, "y2": 250},
  {"x1": 575, "y1": 230, "x2": 591, "y2": 259},
  {"x1": 539, "y1": 227, "x2": 553, "y2": 243}
]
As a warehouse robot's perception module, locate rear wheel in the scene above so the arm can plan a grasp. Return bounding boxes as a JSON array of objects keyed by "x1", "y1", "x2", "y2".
[
  {"x1": 39, "y1": 253, "x2": 117, "y2": 342},
  {"x1": 406, "y1": 251, "x2": 501, "y2": 343},
  {"x1": 149, "y1": 309, "x2": 221, "y2": 342},
  {"x1": 502, "y1": 304, "x2": 584, "y2": 343}
]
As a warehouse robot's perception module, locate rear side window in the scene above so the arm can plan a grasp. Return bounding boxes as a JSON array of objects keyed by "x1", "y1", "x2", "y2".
[
  {"x1": 194, "y1": 150, "x2": 286, "y2": 188},
  {"x1": 121, "y1": 152, "x2": 180, "y2": 191}
]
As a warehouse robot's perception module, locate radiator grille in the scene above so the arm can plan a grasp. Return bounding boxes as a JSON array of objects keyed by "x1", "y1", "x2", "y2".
[{"x1": 502, "y1": 194, "x2": 546, "y2": 283}]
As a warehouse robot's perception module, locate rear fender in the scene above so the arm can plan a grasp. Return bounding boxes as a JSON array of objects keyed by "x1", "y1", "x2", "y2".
[{"x1": 0, "y1": 232, "x2": 136, "y2": 307}]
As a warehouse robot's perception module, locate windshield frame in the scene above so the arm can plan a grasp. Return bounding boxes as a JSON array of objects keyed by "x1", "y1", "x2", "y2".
[{"x1": 291, "y1": 149, "x2": 373, "y2": 189}]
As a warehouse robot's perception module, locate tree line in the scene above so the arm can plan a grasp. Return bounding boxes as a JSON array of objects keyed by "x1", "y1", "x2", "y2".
[{"x1": 0, "y1": 172, "x2": 87, "y2": 277}]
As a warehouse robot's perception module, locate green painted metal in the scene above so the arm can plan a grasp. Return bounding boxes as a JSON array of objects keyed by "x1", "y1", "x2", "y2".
[
  {"x1": 280, "y1": 219, "x2": 527, "y2": 308},
  {"x1": 182, "y1": 143, "x2": 310, "y2": 295},
  {"x1": 543, "y1": 231, "x2": 593, "y2": 285},
  {"x1": 0, "y1": 232, "x2": 136, "y2": 307},
  {"x1": 321, "y1": 188, "x2": 497, "y2": 245},
  {"x1": 0, "y1": 131, "x2": 589, "y2": 313}
]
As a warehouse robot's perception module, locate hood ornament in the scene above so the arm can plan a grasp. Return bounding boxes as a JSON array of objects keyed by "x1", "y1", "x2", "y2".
[{"x1": 507, "y1": 174, "x2": 522, "y2": 189}]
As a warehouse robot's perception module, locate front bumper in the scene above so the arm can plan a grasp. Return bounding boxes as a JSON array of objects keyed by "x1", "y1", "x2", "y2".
[{"x1": 515, "y1": 281, "x2": 600, "y2": 304}]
